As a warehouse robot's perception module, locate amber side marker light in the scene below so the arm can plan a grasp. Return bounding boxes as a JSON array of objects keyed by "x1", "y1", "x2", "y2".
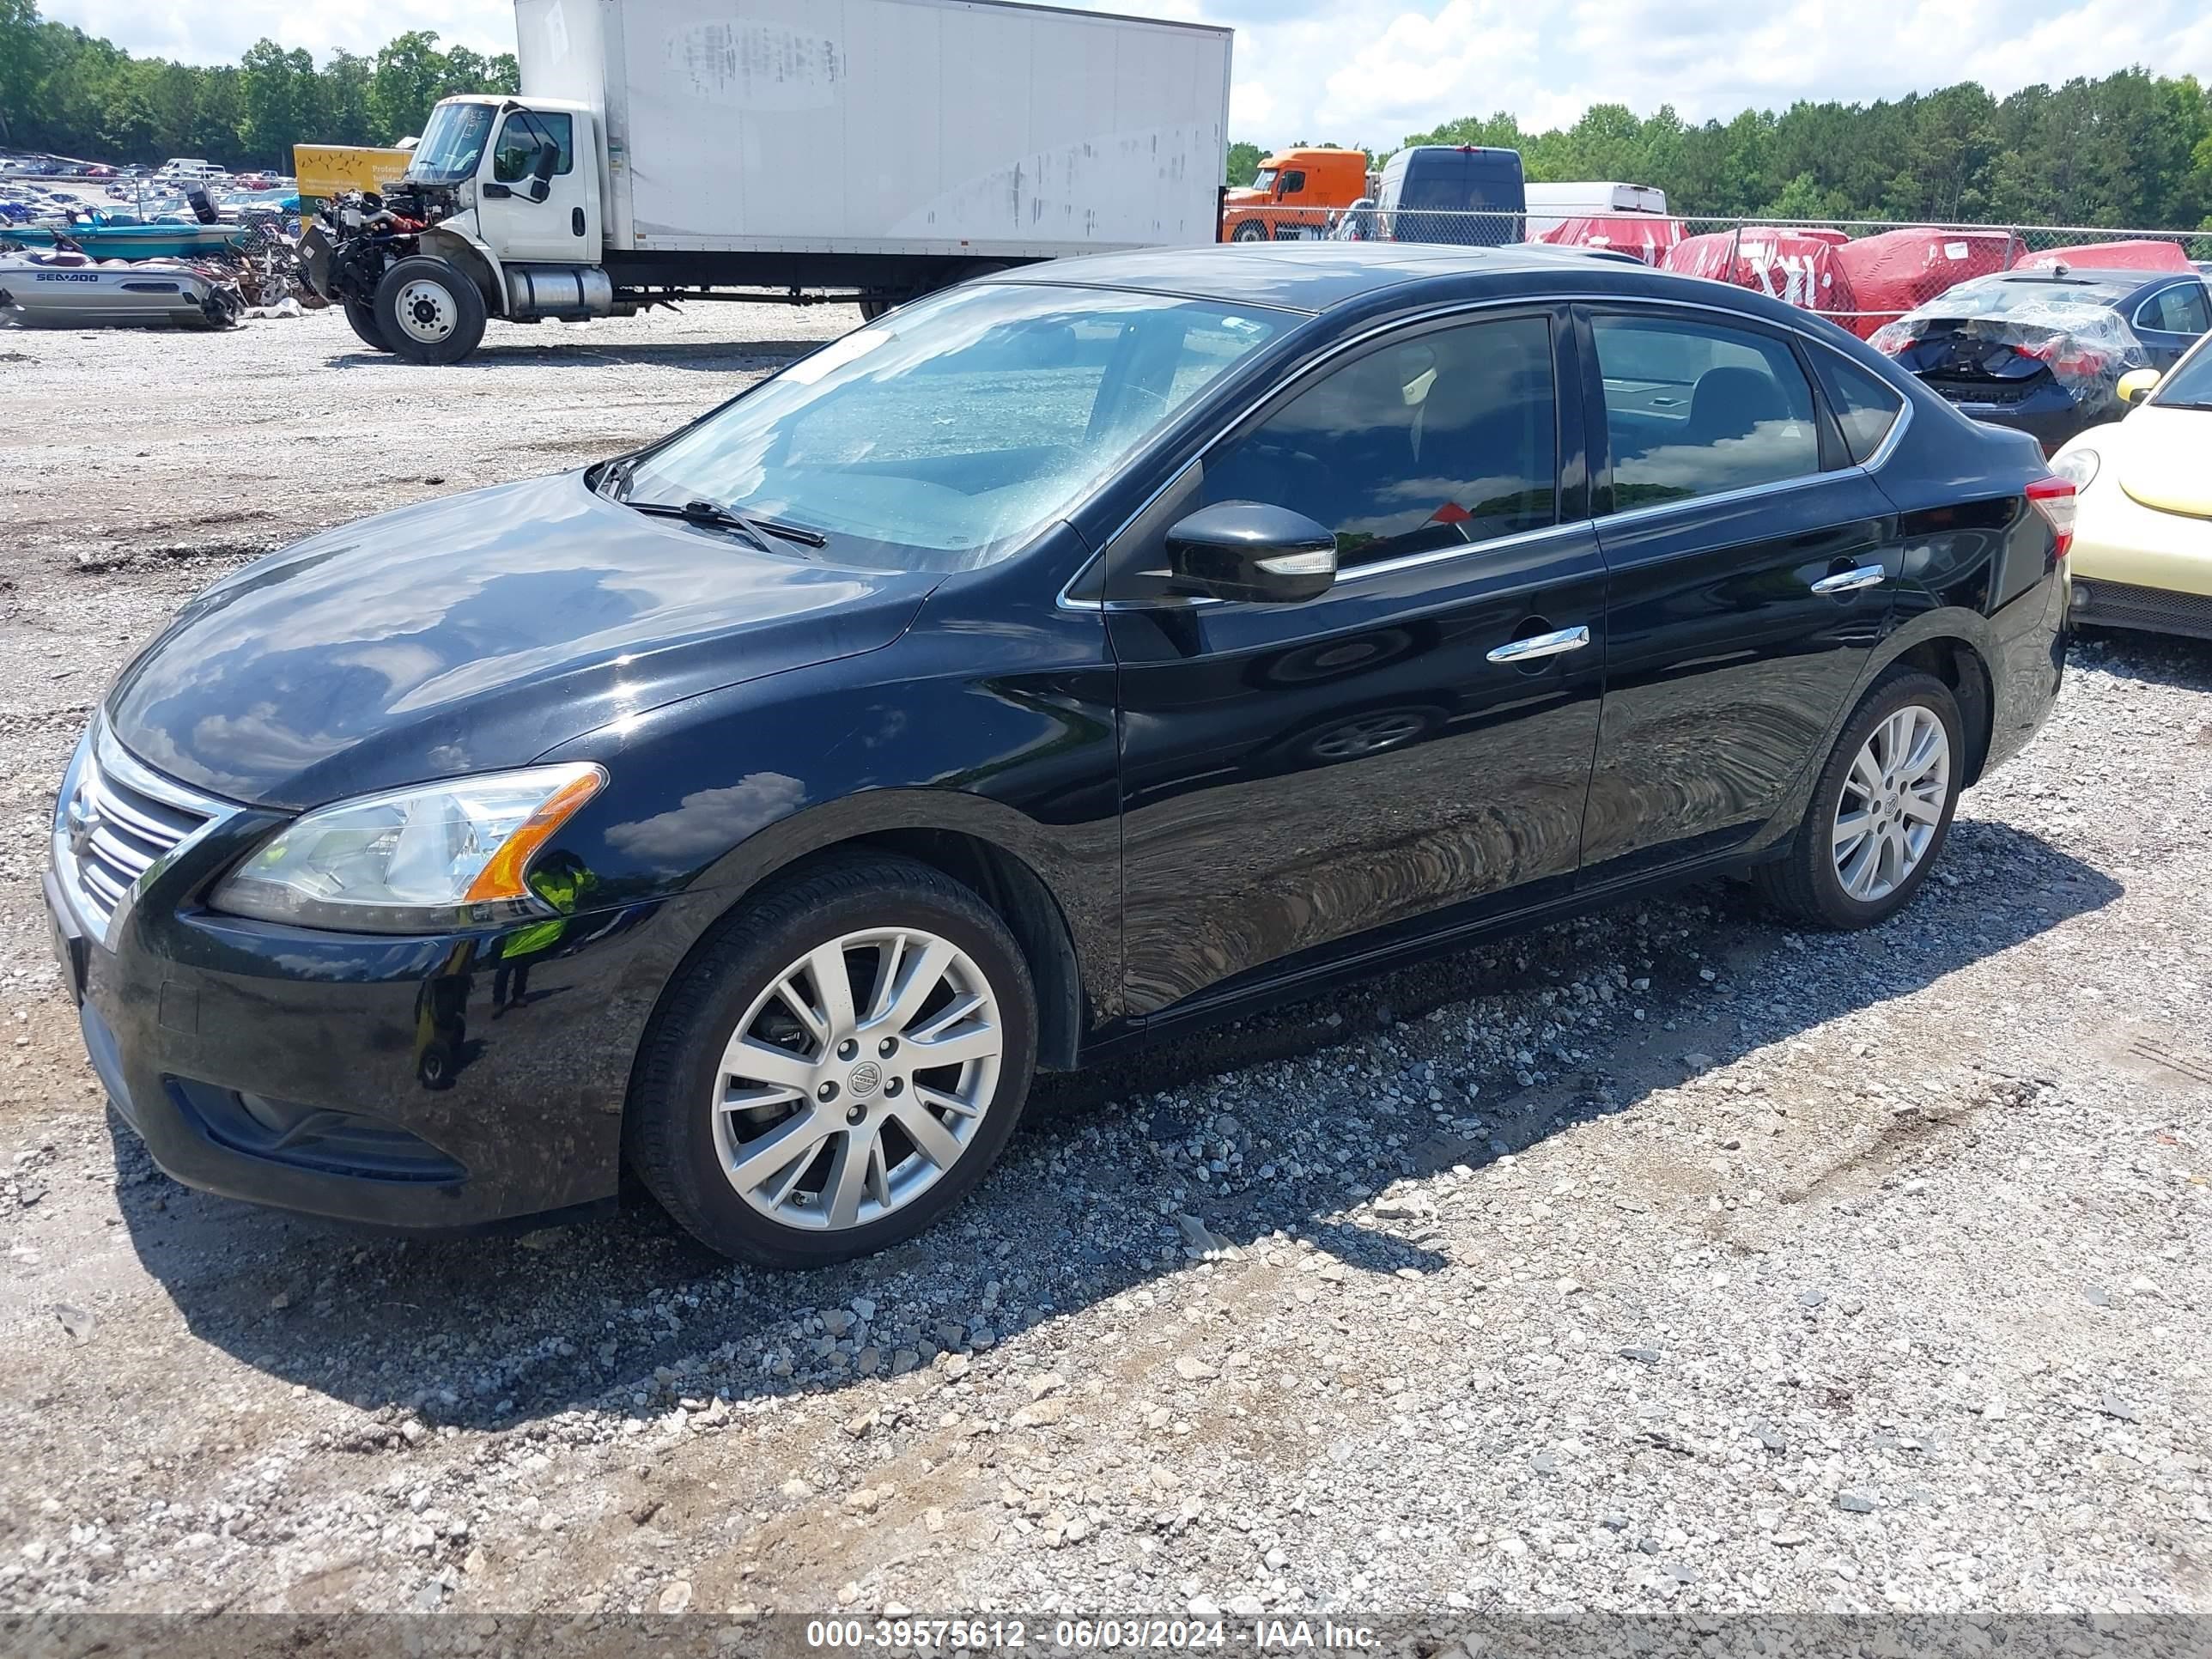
[{"x1": 465, "y1": 767, "x2": 606, "y2": 904}]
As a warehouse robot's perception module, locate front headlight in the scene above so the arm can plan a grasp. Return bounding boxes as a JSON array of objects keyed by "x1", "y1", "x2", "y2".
[
  {"x1": 2051, "y1": 447, "x2": 2100, "y2": 492},
  {"x1": 211, "y1": 763, "x2": 605, "y2": 933}
]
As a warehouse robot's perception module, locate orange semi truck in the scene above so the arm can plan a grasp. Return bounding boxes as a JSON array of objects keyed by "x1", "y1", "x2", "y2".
[{"x1": 1219, "y1": 147, "x2": 1370, "y2": 242}]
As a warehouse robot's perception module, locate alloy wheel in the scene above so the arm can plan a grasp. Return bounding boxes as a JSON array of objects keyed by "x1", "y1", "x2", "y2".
[
  {"x1": 1832, "y1": 703, "x2": 1950, "y2": 903},
  {"x1": 711, "y1": 928, "x2": 1002, "y2": 1232}
]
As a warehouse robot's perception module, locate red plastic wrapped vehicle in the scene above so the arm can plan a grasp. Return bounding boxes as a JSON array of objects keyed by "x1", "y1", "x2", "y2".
[
  {"x1": 1534, "y1": 215, "x2": 1686, "y2": 266},
  {"x1": 1661, "y1": 228, "x2": 1858, "y2": 328},
  {"x1": 2015, "y1": 240, "x2": 2194, "y2": 274},
  {"x1": 1831, "y1": 227, "x2": 2025, "y2": 338}
]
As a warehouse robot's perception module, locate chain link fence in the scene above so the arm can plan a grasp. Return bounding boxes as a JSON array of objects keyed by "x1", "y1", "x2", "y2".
[{"x1": 1217, "y1": 204, "x2": 2212, "y2": 336}]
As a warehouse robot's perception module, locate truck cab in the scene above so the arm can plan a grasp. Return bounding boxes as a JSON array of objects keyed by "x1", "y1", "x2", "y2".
[
  {"x1": 1220, "y1": 148, "x2": 1370, "y2": 243},
  {"x1": 406, "y1": 95, "x2": 604, "y2": 267},
  {"x1": 307, "y1": 93, "x2": 615, "y2": 362}
]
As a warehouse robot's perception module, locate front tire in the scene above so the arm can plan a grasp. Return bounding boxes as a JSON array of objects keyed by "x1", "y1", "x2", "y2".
[
  {"x1": 374, "y1": 256, "x2": 487, "y2": 365},
  {"x1": 626, "y1": 856, "x2": 1038, "y2": 1267},
  {"x1": 343, "y1": 295, "x2": 392, "y2": 351},
  {"x1": 1756, "y1": 669, "x2": 1964, "y2": 929},
  {"x1": 1231, "y1": 219, "x2": 1269, "y2": 243}
]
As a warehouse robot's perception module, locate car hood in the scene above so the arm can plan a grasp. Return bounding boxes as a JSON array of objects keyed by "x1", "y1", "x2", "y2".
[
  {"x1": 2114, "y1": 404, "x2": 2212, "y2": 519},
  {"x1": 105, "y1": 473, "x2": 936, "y2": 809}
]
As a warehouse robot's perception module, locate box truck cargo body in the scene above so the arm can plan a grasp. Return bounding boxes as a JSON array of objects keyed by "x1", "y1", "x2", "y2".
[{"x1": 304, "y1": 0, "x2": 1233, "y2": 362}]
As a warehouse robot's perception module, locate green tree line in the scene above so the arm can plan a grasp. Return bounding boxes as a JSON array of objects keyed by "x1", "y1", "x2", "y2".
[
  {"x1": 1230, "y1": 71, "x2": 2212, "y2": 229},
  {"x1": 0, "y1": 0, "x2": 518, "y2": 170}
]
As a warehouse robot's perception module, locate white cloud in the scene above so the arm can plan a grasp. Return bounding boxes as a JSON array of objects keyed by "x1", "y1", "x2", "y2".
[{"x1": 40, "y1": 0, "x2": 2212, "y2": 148}]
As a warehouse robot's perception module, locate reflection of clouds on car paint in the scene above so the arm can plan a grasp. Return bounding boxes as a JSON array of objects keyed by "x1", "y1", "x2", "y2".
[{"x1": 605, "y1": 773, "x2": 807, "y2": 868}]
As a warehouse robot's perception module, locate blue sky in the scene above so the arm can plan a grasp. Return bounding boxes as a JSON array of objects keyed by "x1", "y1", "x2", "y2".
[{"x1": 41, "y1": 0, "x2": 2212, "y2": 149}]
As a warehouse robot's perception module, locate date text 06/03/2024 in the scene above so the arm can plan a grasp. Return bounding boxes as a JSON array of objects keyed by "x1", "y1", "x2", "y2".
[{"x1": 801, "y1": 1617, "x2": 1379, "y2": 1650}]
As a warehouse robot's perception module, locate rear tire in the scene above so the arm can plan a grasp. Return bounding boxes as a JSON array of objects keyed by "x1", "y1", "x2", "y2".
[
  {"x1": 374, "y1": 256, "x2": 486, "y2": 365},
  {"x1": 343, "y1": 295, "x2": 392, "y2": 351},
  {"x1": 626, "y1": 855, "x2": 1038, "y2": 1267},
  {"x1": 1755, "y1": 669, "x2": 1964, "y2": 930}
]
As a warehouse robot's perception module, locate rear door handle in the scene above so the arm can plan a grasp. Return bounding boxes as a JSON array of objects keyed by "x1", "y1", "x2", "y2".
[
  {"x1": 1486, "y1": 624, "x2": 1591, "y2": 664},
  {"x1": 1811, "y1": 565, "x2": 1887, "y2": 595}
]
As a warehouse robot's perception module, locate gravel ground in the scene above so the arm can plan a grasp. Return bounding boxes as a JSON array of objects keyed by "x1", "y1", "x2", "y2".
[{"x1": 0, "y1": 305, "x2": 2207, "y2": 1626}]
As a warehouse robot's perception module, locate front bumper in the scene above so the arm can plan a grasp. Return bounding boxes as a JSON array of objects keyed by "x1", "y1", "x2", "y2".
[
  {"x1": 48, "y1": 834, "x2": 676, "y2": 1233},
  {"x1": 2070, "y1": 577, "x2": 2212, "y2": 641}
]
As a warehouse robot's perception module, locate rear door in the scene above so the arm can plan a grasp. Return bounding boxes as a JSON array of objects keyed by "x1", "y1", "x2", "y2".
[
  {"x1": 1106, "y1": 307, "x2": 1607, "y2": 1015},
  {"x1": 2131, "y1": 279, "x2": 2212, "y2": 368},
  {"x1": 1579, "y1": 307, "x2": 1900, "y2": 880}
]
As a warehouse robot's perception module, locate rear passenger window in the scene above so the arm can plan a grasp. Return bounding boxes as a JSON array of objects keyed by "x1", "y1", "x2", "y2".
[
  {"x1": 1591, "y1": 315, "x2": 1820, "y2": 508},
  {"x1": 2137, "y1": 283, "x2": 2211, "y2": 337},
  {"x1": 1817, "y1": 352, "x2": 1907, "y2": 466},
  {"x1": 1200, "y1": 315, "x2": 1558, "y2": 570}
]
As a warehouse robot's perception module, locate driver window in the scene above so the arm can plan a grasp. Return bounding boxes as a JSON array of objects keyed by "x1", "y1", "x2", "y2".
[
  {"x1": 1198, "y1": 315, "x2": 1559, "y2": 571},
  {"x1": 492, "y1": 112, "x2": 574, "y2": 182},
  {"x1": 1278, "y1": 169, "x2": 1307, "y2": 197}
]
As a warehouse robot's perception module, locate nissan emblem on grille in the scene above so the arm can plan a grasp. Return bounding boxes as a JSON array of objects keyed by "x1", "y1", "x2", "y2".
[{"x1": 64, "y1": 786, "x2": 100, "y2": 863}]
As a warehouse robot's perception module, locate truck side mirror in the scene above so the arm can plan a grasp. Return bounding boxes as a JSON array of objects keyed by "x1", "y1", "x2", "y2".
[{"x1": 527, "y1": 144, "x2": 557, "y2": 202}]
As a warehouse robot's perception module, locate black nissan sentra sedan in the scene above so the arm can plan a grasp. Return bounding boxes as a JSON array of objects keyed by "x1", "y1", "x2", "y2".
[{"x1": 49, "y1": 244, "x2": 2073, "y2": 1267}]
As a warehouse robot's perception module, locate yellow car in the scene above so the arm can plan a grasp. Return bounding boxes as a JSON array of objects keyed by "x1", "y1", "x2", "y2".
[{"x1": 2051, "y1": 334, "x2": 2212, "y2": 641}]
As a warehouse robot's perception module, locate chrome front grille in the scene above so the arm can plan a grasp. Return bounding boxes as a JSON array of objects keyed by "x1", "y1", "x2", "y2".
[{"x1": 53, "y1": 720, "x2": 234, "y2": 942}]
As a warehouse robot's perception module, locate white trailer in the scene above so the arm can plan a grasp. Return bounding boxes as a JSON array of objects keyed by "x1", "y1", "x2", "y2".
[
  {"x1": 307, "y1": 0, "x2": 1234, "y2": 362},
  {"x1": 1522, "y1": 180, "x2": 1668, "y2": 237}
]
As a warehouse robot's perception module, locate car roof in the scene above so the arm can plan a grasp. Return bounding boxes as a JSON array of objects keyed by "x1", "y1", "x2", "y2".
[
  {"x1": 994, "y1": 240, "x2": 1717, "y2": 317},
  {"x1": 1977, "y1": 269, "x2": 2182, "y2": 302}
]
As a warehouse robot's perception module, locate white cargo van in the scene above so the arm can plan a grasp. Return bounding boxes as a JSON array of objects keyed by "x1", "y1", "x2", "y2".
[{"x1": 1522, "y1": 181, "x2": 1669, "y2": 237}]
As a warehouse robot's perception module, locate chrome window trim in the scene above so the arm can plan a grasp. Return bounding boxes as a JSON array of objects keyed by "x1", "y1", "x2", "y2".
[{"x1": 1059, "y1": 289, "x2": 1918, "y2": 613}]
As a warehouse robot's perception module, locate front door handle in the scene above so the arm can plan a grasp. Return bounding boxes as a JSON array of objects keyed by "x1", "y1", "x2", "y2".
[
  {"x1": 1810, "y1": 564, "x2": 1887, "y2": 595},
  {"x1": 1486, "y1": 624, "x2": 1591, "y2": 665}
]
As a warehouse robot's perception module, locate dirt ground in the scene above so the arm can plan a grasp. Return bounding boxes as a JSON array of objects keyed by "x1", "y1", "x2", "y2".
[{"x1": 0, "y1": 304, "x2": 2207, "y2": 1627}]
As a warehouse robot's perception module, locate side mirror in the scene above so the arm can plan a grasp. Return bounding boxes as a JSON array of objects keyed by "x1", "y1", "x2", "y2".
[
  {"x1": 1164, "y1": 502, "x2": 1337, "y2": 604},
  {"x1": 2116, "y1": 368, "x2": 2161, "y2": 405}
]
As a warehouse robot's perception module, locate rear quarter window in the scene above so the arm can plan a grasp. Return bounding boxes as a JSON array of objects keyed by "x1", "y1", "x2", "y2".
[{"x1": 1815, "y1": 352, "x2": 1907, "y2": 465}]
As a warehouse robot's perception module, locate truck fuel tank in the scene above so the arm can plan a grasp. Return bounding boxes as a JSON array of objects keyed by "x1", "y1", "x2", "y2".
[{"x1": 505, "y1": 264, "x2": 615, "y2": 321}]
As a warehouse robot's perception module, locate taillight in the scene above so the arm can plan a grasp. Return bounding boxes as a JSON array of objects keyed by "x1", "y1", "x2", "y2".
[{"x1": 2025, "y1": 474, "x2": 2076, "y2": 558}]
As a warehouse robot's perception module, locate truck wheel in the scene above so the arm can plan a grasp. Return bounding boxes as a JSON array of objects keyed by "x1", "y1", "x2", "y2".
[
  {"x1": 857, "y1": 296, "x2": 900, "y2": 323},
  {"x1": 1231, "y1": 220, "x2": 1268, "y2": 242},
  {"x1": 343, "y1": 295, "x2": 392, "y2": 352},
  {"x1": 374, "y1": 256, "x2": 487, "y2": 365}
]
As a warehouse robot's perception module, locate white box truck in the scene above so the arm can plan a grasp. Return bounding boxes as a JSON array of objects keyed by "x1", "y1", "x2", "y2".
[
  {"x1": 1522, "y1": 181, "x2": 1668, "y2": 238},
  {"x1": 304, "y1": 0, "x2": 1233, "y2": 362}
]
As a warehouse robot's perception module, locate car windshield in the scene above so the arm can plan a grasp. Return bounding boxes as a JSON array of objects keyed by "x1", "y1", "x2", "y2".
[
  {"x1": 610, "y1": 283, "x2": 1289, "y2": 571},
  {"x1": 408, "y1": 103, "x2": 495, "y2": 185},
  {"x1": 2151, "y1": 333, "x2": 2212, "y2": 407}
]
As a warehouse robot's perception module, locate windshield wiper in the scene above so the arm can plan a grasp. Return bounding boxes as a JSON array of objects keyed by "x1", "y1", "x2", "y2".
[
  {"x1": 627, "y1": 498, "x2": 828, "y2": 554},
  {"x1": 597, "y1": 459, "x2": 828, "y2": 554}
]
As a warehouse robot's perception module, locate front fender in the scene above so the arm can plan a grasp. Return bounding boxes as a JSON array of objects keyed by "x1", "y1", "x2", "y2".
[
  {"x1": 422, "y1": 219, "x2": 506, "y2": 317},
  {"x1": 529, "y1": 626, "x2": 1124, "y2": 1029}
]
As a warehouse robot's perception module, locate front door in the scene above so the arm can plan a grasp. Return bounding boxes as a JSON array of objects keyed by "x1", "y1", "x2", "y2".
[
  {"x1": 475, "y1": 107, "x2": 598, "y2": 265},
  {"x1": 1107, "y1": 307, "x2": 1608, "y2": 1016},
  {"x1": 1577, "y1": 307, "x2": 1899, "y2": 878}
]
